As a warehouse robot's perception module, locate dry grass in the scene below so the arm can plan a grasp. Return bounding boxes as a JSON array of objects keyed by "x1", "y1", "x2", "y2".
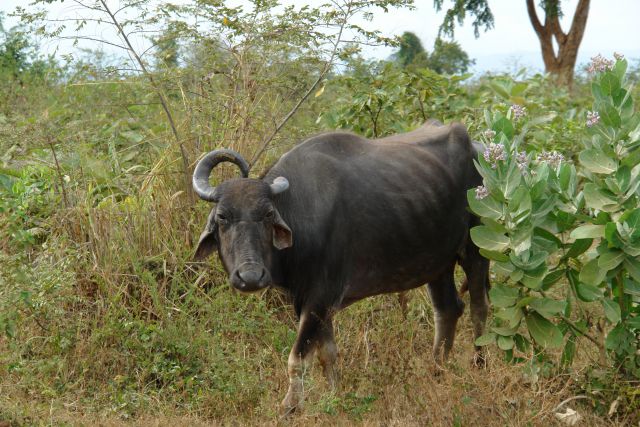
[
  {"x1": 0, "y1": 284, "x2": 621, "y2": 426},
  {"x1": 0, "y1": 154, "x2": 629, "y2": 427}
]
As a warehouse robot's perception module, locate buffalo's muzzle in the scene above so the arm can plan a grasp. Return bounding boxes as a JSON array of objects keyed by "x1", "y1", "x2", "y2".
[{"x1": 231, "y1": 262, "x2": 270, "y2": 292}]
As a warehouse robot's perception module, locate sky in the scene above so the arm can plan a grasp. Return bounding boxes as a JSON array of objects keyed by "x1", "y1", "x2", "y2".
[{"x1": 1, "y1": 0, "x2": 639, "y2": 74}]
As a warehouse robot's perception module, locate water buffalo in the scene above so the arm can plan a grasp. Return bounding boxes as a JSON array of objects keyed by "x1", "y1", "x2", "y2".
[{"x1": 192, "y1": 120, "x2": 490, "y2": 413}]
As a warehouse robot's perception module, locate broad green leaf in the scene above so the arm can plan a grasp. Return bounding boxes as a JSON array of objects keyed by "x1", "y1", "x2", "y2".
[
  {"x1": 489, "y1": 283, "x2": 519, "y2": 308},
  {"x1": 495, "y1": 306, "x2": 524, "y2": 328},
  {"x1": 601, "y1": 299, "x2": 622, "y2": 323},
  {"x1": 493, "y1": 260, "x2": 515, "y2": 276},
  {"x1": 600, "y1": 73, "x2": 621, "y2": 96},
  {"x1": 489, "y1": 82, "x2": 511, "y2": 100},
  {"x1": 623, "y1": 277, "x2": 640, "y2": 297},
  {"x1": 621, "y1": 208, "x2": 640, "y2": 239},
  {"x1": 470, "y1": 226, "x2": 510, "y2": 252},
  {"x1": 514, "y1": 334, "x2": 531, "y2": 353},
  {"x1": 497, "y1": 335, "x2": 514, "y2": 350},
  {"x1": 503, "y1": 162, "x2": 522, "y2": 199},
  {"x1": 576, "y1": 281, "x2": 604, "y2": 302},
  {"x1": 599, "y1": 105, "x2": 622, "y2": 128},
  {"x1": 624, "y1": 258, "x2": 640, "y2": 283},
  {"x1": 542, "y1": 269, "x2": 565, "y2": 290},
  {"x1": 492, "y1": 117, "x2": 514, "y2": 139},
  {"x1": 467, "y1": 189, "x2": 503, "y2": 220},
  {"x1": 555, "y1": 211, "x2": 577, "y2": 232},
  {"x1": 492, "y1": 325, "x2": 519, "y2": 336},
  {"x1": 510, "y1": 223, "x2": 533, "y2": 255},
  {"x1": 615, "y1": 166, "x2": 631, "y2": 193},
  {"x1": 582, "y1": 183, "x2": 618, "y2": 211},
  {"x1": 511, "y1": 82, "x2": 528, "y2": 97},
  {"x1": 510, "y1": 268, "x2": 524, "y2": 283},
  {"x1": 591, "y1": 83, "x2": 606, "y2": 102},
  {"x1": 533, "y1": 227, "x2": 562, "y2": 250},
  {"x1": 564, "y1": 238, "x2": 593, "y2": 259},
  {"x1": 530, "y1": 180, "x2": 547, "y2": 201},
  {"x1": 510, "y1": 188, "x2": 532, "y2": 225},
  {"x1": 597, "y1": 249, "x2": 624, "y2": 271},
  {"x1": 520, "y1": 263, "x2": 547, "y2": 290},
  {"x1": 479, "y1": 248, "x2": 509, "y2": 262},
  {"x1": 579, "y1": 149, "x2": 617, "y2": 174},
  {"x1": 570, "y1": 224, "x2": 604, "y2": 240},
  {"x1": 605, "y1": 323, "x2": 631, "y2": 350},
  {"x1": 604, "y1": 222, "x2": 624, "y2": 248},
  {"x1": 509, "y1": 250, "x2": 547, "y2": 270},
  {"x1": 558, "y1": 163, "x2": 574, "y2": 193},
  {"x1": 525, "y1": 312, "x2": 563, "y2": 348},
  {"x1": 612, "y1": 59, "x2": 627, "y2": 80},
  {"x1": 627, "y1": 316, "x2": 640, "y2": 329},
  {"x1": 528, "y1": 297, "x2": 566, "y2": 320},
  {"x1": 579, "y1": 258, "x2": 607, "y2": 287},
  {"x1": 474, "y1": 332, "x2": 496, "y2": 346},
  {"x1": 480, "y1": 217, "x2": 508, "y2": 234}
]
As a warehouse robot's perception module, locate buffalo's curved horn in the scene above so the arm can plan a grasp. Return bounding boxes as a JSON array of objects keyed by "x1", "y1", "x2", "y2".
[
  {"x1": 192, "y1": 149, "x2": 249, "y2": 202},
  {"x1": 270, "y1": 176, "x2": 289, "y2": 195}
]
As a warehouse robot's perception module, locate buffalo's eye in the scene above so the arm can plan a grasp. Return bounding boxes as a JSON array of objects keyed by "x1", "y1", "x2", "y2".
[
  {"x1": 265, "y1": 210, "x2": 275, "y2": 220},
  {"x1": 216, "y1": 213, "x2": 228, "y2": 223}
]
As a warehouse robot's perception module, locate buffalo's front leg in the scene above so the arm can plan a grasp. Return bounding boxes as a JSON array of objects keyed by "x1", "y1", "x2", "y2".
[{"x1": 281, "y1": 307, "x2": 336, "y2": 414}]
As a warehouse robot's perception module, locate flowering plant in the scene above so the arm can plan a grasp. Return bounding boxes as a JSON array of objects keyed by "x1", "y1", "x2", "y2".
[{"x1": 470, "y1": 55, "x2": 640, "y2": 379}]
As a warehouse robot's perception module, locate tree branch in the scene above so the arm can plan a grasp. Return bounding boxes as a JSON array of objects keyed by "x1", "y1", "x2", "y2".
[
  {"x1": 98, "y1": 0, "x2": 194, "y2": 204},
  {"x1": 564, "y1": 0, "x2": 590, "y2": 53},
  {"x1": 525, "y1": 0, "x2": 545, "y2": 36},
  {"x1": 248, "y1": 5, "x2": 349, "y2": 169},
  {"x1": 548, "y1": 16, "x2": 567, "y2": 45}
]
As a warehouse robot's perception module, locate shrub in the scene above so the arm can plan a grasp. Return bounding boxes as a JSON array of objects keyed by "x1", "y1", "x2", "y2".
[{"x1": 469, "y1": 55, "x2": 640, "y2": 382}]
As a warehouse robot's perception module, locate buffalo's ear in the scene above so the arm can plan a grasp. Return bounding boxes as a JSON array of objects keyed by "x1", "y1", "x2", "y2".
[
  {"x1": 194, "y1": 224, "x2": 218, "y2": 261},
  {"x1": 273, "y1": 210, "x2": 292, "y2": 250}
]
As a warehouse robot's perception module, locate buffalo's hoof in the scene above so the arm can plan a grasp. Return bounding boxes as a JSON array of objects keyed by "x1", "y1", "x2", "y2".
[{"x1": 280, "y1": 393, "x2": 302, "y2": 417}]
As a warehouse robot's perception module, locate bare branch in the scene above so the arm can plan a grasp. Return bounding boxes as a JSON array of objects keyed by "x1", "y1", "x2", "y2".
[
  {"x1": 98, "y1": 0, "x2": 194, "y2": 205},
  {"x1": 248, "y1": 8, "x2": 349, "y2": 168},
  {"x1": 70, "y1": 0, "x2": 107, "y2": 14},
  {"x1": 525, "y1": 0, "x2": 545, "y2": 36},
  {"x1": 565, "y1": 0, "x2": 590, "y2": 49},
  {"x1": 113, "y1": 0, "x2": 148, "y2": 16},
  {"x1": 57, "y1": 35, "x2": 127, "y2": 51}
]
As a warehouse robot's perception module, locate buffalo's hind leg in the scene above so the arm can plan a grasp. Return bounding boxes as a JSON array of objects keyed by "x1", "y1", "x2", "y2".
[
  {"x1": 428, "y1": 264, "x2": 465, "y2": 364},
  {"x1": 460, "y1": 239, "x2": 490, "y2": 367},
  {"x1": 317, "y1": 316, "x2": 337, "y2": 389},
  {"x1": 281, "y1": 307, "x2": 336, "y2": 414}
]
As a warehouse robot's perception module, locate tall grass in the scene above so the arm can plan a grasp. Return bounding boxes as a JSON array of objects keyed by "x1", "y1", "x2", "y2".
[{"x1": 2, "y1": 43, "x2": 639, "y2": 426}]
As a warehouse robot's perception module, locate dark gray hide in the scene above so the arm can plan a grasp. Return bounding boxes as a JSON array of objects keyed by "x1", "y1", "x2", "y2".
[{"x1": 193, "y1": 121, "x2": 490, "y2": 413}]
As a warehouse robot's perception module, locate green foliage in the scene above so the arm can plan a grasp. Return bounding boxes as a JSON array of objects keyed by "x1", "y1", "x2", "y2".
[
  {"x1": 392, "y1": 32, "x2": 474, "y2": 75},
  {"x1": 434, "y1": 0, "x2": 494, "y2": 38},
  {"x1": 426, "y1": 38, "x2": 475, "y2": 75},
  {"x1": 323, "y1": 59, "x2": 478, "y2": 137},
  {"x1": 0, "y1": 167, "x2": 56, "y2": 250},
  {"x1": 468, "y1": 55, "x2": 640, "y2": 379},
  {"x1": 394, "y1": 31, "x2": 429, "y2": 68},
  {"x1": 2, "y1": 1, "x2": 640, "y2": 422}
]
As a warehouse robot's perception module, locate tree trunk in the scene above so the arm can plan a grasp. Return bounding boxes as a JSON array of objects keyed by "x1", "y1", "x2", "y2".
[{"x1": 526, "y1": 0, "x2": 590, "y2": 88}]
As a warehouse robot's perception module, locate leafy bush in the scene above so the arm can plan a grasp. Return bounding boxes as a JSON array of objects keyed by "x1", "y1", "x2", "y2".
[{"x1": 468, "y1": 55, "x2": 640, "y2": 381}]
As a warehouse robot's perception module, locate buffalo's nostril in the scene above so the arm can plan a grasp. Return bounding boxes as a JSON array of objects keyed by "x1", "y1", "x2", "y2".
[{"x1": 238, "y1": 268, "x2": 264, "y2": 286}]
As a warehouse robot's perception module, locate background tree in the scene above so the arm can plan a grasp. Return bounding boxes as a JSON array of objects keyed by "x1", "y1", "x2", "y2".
[
  {"x1": 426, "y1": 38, "x2": 474, "y2": 75},
  {"x1": 434, "y1": 0, "x2": 590, "y2": 87},
  {"x1": 395, "y1": 31, "x2": 429, "y2": 68},
  {"x1": 393, "y1": 31, "x2": 474, "y2": 75}
]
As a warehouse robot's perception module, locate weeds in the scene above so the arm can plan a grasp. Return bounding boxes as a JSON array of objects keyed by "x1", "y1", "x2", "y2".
[{"x1": 1, "y1": 2, "x2": 640, "y2": 425}]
